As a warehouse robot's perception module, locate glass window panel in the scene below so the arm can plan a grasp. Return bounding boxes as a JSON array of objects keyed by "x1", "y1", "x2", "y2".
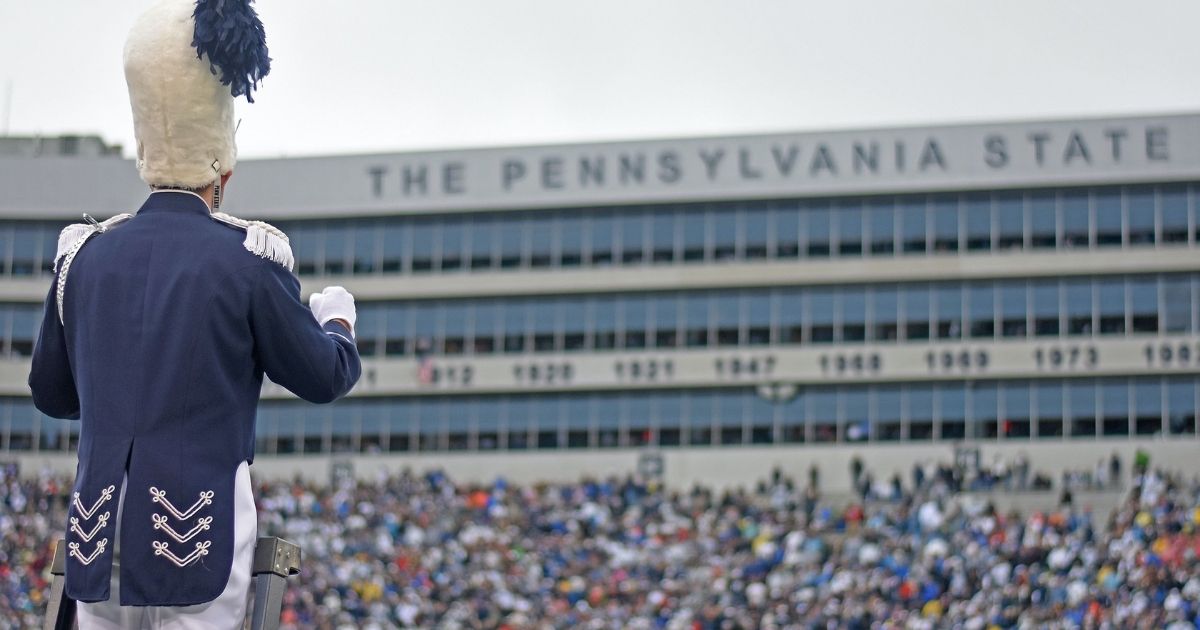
[
  {"x1": 1163, "y1": 277, "x2": 1192, "y2": 333},
  {"x1": 744, "y1": 206, "x2": 769, "y2": 259},
  {"x1": 1094, "y1": 189, "x2": 1123, "y2": 247},
  {"x1": 622, "y1": 295, "x2": 649, "y2": 349},
  {"x1": 441, "y1": 302, "x2": 469, "y2": 355},
  {"x1": 711, "y1": 206, "x2": 738, "y2": 261},
  {"x1": 651, "y1": 211, "x2": 677, "y2": 263},
  {"x1": 502, "y1": 301, "x2": 530, "y2": 353},
  {"x1": 866, "y1": 198, "x2": 895, "y2": 255},
  {"x1": 562, "y1": 298, "x2": 587, "y2": 351},
  {"x1": 352, "y1": 222, "x2": 378, "y2": 274},
  {"x1": 1032, "y1": 281, "x2": 1061, "y2": 336},
  {"x1": 779, "y1": 290, "x2": 803, "y2": 345},
  {"x1": 999, "y1": 282, "x2": 1028, "y2": 337},
  {"x1": 809, "y1": 389, "x2": 837, "y2": 443},
  {"x1": 967, "y1": 284, "x2": 995, "y2": 339},
  {"x1": 1065, "y1": 280, "x2": 1093, "y2": 335},
  {"x1": 938, "y1": 384, "x2": 966, "y2": 440},
  {"x1": 1101, "y1": 379, "x2": 1129, "y2": 436},
  {"x1": 1061, "y1": 190, "x2": 1089, "y2": 248},
  {"x1": 935, "y1": 285, "x2": 961, "y2": 340},
  {"x1": 909, "y1": 385, "x2": 935, "y2": 441},
  {"x1": 681, "y1": 206, "x2": 707, "y2": 262},
  {"x1": 657, "y1": 392, "x2": 685, "y2": 447},
  {"x1": 1129, "y1": 277, "x2": 1158, "y2": 333},
  {"x1": 1068, "y1": 380, "x2": 1097, "y2": 437},
  {"x1": 380, "y1": 221, "x2": 408, "y2": 273},
  {"x1": 1166, "y1": 378, "x2": 1196, "y2": 435},
  {"x1": 469, "y1": 217, "x2": 495, "y2": 269},
  {"x1": 841, "y1": 288, "x2": 866, "y2": 343},
  {"x1": 10, "y1": 225, "x2": 37, "y2": 276},
  {"x1": 410, "y1": 221, "x2": 435, "y2": 272},
  {"x1": 529, "y1": 216, "x2": 554, "y2": 268},
  {"x1": 772, "y1": 202, "x2": 800, "y2": 258},
  {"x1": 1029, "y1": 192, "x2": 1056, "y2": 248},
  {"x1": 652, "y1": 295, "x2": 679, "y2": 349},
  {"x1": 810, "y1": 289, "x2": 834, "y2": 343},
  {"x1": 841, "y1": 387, "x2": 868, "y2": 442},
  {"x1": 963, "y1": 194, "x2": 991, "y2": 251},
  {"x1": 745, "y1": 291, "x2": 772, "y2": 346},
  {"x1": 899, "y1": 197, "x2": 926, "y2": 253},
  {"x1": 872, "y1": 287, "x2": 899, "y2": 341},
  {"x1": 931, "y1": 195, "x2": 959, "y2": 252},
  {"x1": 836, "y1": 201, "x2": 863, "y2": 256},
  {"x1": 559, "y1": 216, "x2": 583, "y2": 267},
  {"x1": 1133, "y1": 380, "x2": 1163, "y2": 436},
  {"x1": 973, "y1": 383, "x2": 999, "y2": 439},
  {"x1": 291, "y1": 224, "x2": 321, "y2": 276},
  {"x1": 1126, "y1": 186, "x2": 1156, "y2": 245},
  {"x1": 685, "y1": 390, "x2": 713, "y2": 446},
  {"x1": 440, "y1": 222, "x2": 465, "y2": 271},
  {"x1": 1098, "y1": 279, "x2": 1126, "y2": 334},
  {"x1": 354, "y1": 306, "x2": 381, "y2": 357},
  {"x1": 805, "y1": 202, "x2": 831, "y2": 257},
  {"x1": 322, "y1": 223, "x2": 349, "y2": 275},
  {"x1": 590, "y1": 214, "x2": 616, "y2": 266},
  {"x1": 903, "y1": 285, "x2": 930, "y2": 341},
  {"x1": 593, "y1": 297, "x2": 618, "y2": 350},
  {"x1": 995, "y1": 192, "x2": 1024, "y2": 249},
  {"x1": 1035, "y1": 382, "x2": 1064, "y2": 438},
  {"x1": 472, "y1": 303, "x2": 498, "y2": 354},
  {"x1": 1001, "y1": 381, "x2": 1031, "y2": 438},
  {"x1": 385, "y1": 305, "x2": 410, "y2": 356},
  {"x1": 1161, "y1": 185, "x2": 1189, "y2": 243},
  {"x1": 620, "y1": 211, "x2": 647, "y2": 265},
  {"x1": 499, "y1": 218, "x2": 526, "y2": 268}
]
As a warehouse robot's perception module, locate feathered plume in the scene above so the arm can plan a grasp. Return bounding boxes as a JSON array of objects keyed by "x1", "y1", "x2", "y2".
[{"x1": 191, "y1": 0, "x2": 271, "y2": 103}]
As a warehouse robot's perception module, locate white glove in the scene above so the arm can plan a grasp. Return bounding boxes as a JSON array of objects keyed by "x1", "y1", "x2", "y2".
[{"x1": 308, "y1": 286, "x2": 357, "y2": 333}]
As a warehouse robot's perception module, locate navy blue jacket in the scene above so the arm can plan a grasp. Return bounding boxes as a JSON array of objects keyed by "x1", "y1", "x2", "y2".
[{"x1": 29, "y1": 191, "x2": 361, "y2": 605}]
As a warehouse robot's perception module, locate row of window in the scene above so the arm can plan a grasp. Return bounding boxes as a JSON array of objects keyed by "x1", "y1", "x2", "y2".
[
  {"x1": 0, "y1": 183, "x2": 1192, "y2": 280},
  {"x1": 280, "y1": 183, "x2": 1197, "y2": 277},
  {"x1": 5, "y1": 377, "x2": 1195, "y2": 455},
  {"x1": 353, "y1": 274, "x2": 1195, "y2": 357},
  {"x1": 1, "y1": 274, "x2": 1192, "y2": 361}
]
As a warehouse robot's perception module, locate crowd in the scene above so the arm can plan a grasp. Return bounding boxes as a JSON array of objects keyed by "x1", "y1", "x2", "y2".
[{"x1": 1, "y1": 457, "x2": 1199, "y2": 629}]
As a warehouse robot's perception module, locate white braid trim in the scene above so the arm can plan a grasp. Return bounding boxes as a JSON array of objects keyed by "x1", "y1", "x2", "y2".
[
  {"x1": 68, "y1": 539, "x2": 108, "y2": 565},
  {"x1": 211, "y1": 212, "x2": 294, "y2": 271},
  {"x1": 152, "y1": 541, "x2": 211, "y2": 567},
  {"x1": 148, "y1": 487, "x2": 214, "y2": 521}
]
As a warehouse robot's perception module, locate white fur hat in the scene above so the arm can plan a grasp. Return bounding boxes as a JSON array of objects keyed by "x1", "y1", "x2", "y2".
[{"x1": 123, "y1": 0, "x2": 269, "y2": 189}]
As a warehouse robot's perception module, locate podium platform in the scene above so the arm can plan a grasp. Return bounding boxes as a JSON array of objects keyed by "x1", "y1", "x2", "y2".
[{"x1": 43, "y1": 537, "x2": 301, "y2": 630}]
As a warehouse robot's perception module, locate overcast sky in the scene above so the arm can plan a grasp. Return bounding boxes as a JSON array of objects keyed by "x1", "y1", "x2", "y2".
[{"x1": 1, "y1": 0, "x2": 1197, "y2": 159}]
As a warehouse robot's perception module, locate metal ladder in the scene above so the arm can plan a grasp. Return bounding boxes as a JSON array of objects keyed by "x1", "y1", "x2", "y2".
[{"x1": 43, "y1": 537, "x2": 301, "y2": 630}]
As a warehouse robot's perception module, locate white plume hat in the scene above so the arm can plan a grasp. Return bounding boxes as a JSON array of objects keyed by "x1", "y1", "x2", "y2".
[{"x1": 123, "y1": 0, "x2": 270, "y2": 189}]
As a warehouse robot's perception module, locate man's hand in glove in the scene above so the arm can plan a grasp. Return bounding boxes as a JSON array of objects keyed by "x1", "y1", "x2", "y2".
[{"x1": 308, "y1": 286, "x2": 357, "y2": 335}]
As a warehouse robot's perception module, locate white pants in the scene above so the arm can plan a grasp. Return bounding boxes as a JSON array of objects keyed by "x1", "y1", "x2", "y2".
[{"x1": 77, "y1": 462, "x2": 257, "y2": 630}]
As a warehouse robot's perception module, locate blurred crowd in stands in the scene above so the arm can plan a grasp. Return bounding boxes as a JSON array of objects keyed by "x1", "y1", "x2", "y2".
[{"x1": 1, "y1": 450, "x2": 1199, "y2": 629}]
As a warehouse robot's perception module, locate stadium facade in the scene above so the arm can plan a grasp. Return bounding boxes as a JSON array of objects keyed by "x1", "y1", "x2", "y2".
[{"x1": 2, "y1": 113, "x2": 1198, "y2": 491}]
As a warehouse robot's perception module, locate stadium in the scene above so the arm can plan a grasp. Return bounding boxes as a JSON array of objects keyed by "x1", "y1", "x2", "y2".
[{"x1": 3, "y1": 112, "x2": 1200, "y2": 627}]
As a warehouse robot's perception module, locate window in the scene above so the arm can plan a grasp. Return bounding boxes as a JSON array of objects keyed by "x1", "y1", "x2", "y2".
[
  {"x1": 1161, "y1": 185, "x2": 1189, "y2": 243},
  {"x1": 974, "y1": 384, "x2": 1003, "y2": 436},
  {"x1": 652, "y1": 295, "x2": 679, "y2": 349},
  {"x1": 934, "y1": 285, "x2": 961, "y2": 340},
  {"x1": 1001, "y1": 382, "x2": 1031, "y2": 439},
  {"x1": 772, "y1": 203, "x2": 800, "y2": 258},
  {"x1": 806, "y1": 202, "x2": 832, "y2": 257},
  {"x1": 711, "y1": 206, "x2": 738, "y2": 261},
  {"x1": 1068, "y1": 381, "x2": 1097, "y2": 437},
  {"x1": 713, "y1": 295, "x2": 739, "y2": 347},
  {"x1": 967, "y1": 284, "x2": 995, "y2": 339},
  {"x1": 1094, "y1": 189, "x2": 1123, "y2": 247},
  {"x1": 1166, "y1": 378, "x2": 1196, "y2": 435},
  {"x1": 1101, "y1": 379, "x2": 1129, "y2": 436},
  {"x1": 999, "y1": 282, "x2": 1027, "y2": 337},
  {"x1": 499, "y1": 218, "x2": 525, "y2": 269},
  {"x1": 562, "y1": 299, "x2": 587, "y2": 352},
  {"x1": 871, "y1": 288, "x2": 899, "y2": 341},
  {"x1": 441, "y1": 303, "x2": 469, "y2": 355},
  {"x1": 651, "y1": 212, "x2": 677, "y2": 263},
  {"x1": 964, "y1": 194, "x2": 991, "y2": 251},
  {"x1": 352, "y1": 223, "x2": 378, "y2": 274},
  {"x1": 1130, "y1": 277, "x2": 1158, "y2": 333},
  {"x1": 810, "y1": 289, "x2": 835, "y2": 343},
  {"x1": 593, "y1": 298, "x2": 617, "y2": 350},
  {"x1": 1032, "y1": 281, "x2": 1060, "y2": 336},
  {"x1": 1065, "y1": 281, "x2": 1093, "y2": 335},
  {"x1": 589, "y1": 215, "x2": 615, "y2": 266},
  {"x1": 469, "y1": 218, "x2": 495, "y2": 270},
  {"x1": 1098, "y1": 279, "x2": 1125, "y2": 334},
  {"x1": 876, "y1": 387, "x2": 903, "y2": 441},
  {"x1": 836, "y1": 201, "x2": 863, "y2": 256},
  {"x1": 410, "y1": 221, "x2": 435, "y2": 272},
  {"x1": 1061, "y1": 191, "x2": 1089, "y2": 248},
  {"x1": 866, "y1": 199, "x2": 895, "y2": 255},
  {"x1": 779, "y1": 291, "x2": 803, "y2": 345},
  {"x1": 292, "y1": 224, "x2": 321, "y2": 276},
  {"x1": 683, "y1": 294, "x2": 709, "y2": 348},
  {"x1": 529, "y1": 216, "x2": 554, "y2": 269},
  {"x1": 899, "y1": 198, "x2": 926, "y2": 253},
  {"x1": 745, "y1": 292, "x2": 772, "y2": 346},
  {"x1": 682, "y1": 206, "x2": 707, "y2": 262},
  {"x1": 938, "y1": 385, "x2": 966, "y2": 440},
  {"x1": 841, "y1": 289, "x2": 867, "y2": 342},
  {"x1": 472, "y1": 303, "x2": 498, "y2": 354},
  {"x1": 1029, "y1": 192, "x2": 1056, "y2": 249},
  {"x1": 931, "y1": 195, "x2": 959, "y2": 252},
  {"x1": 534, "y1": 298, "x2": 560, "y2": 353},
  {"x1": 744, "y1": 206, "x2": 770, "y2": 259},
  {"x1": 903, "y1": 286, "x2": 930, "y2": 341},
  {"x1": 440, "y1": 222, "x2": 465, "y2": 271},
  {"x1": 620, "y1": 211, "x2": 647, "y2": 265},
  {"x1": 996, "y1": 193, "x2": 1024, "y2": 249},
  {"x1": 381, "y1": 221, "x2": 407, "y2": 273},
  {"x1": 559, "y1": 216, "x2": 583, "y2": 267},
  {"x1": 909, "y1": 385, "x2": 934, "y2": 441},
  {"x1": 1133, "y1": 380, "x2": 1162, "y2": 436},
  {"x1": 1163, "y1": 278, "x2": 1193, "y2": 333},
  {"x1": 1125, "y1": 187, "x2": 1155, "y2": 245},
  {"x1": 385, "y1": 306, "x2": 409, "y2": 357},
  {"x1": 622, "y1": 296, "x2": 649, "y2": 350},
  {"x1": 1035, "y1": 382, "x2": 1064, "y2": 438}
]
